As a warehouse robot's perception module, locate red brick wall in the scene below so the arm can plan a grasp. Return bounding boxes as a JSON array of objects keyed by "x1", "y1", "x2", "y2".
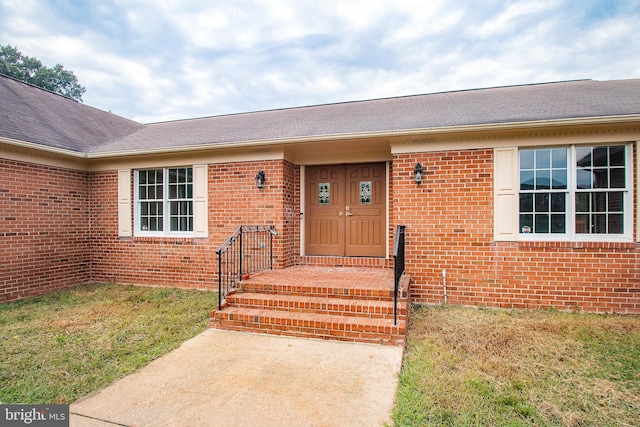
[
  {"x1": 209, "y1": 159, "x2": 297, "y2": 268},
  {"x1": 0, "y1": 159, "x2": 90, "y2": 301},
  {"x1": 89, "y1": 170, "x2": 217, "y2": 289},
  {"x1": 89, "y1": 159, "x2": 298, "y2": 289},
  {"x1": 393, "y1": 149, "x2": 640, "y2": 314}
]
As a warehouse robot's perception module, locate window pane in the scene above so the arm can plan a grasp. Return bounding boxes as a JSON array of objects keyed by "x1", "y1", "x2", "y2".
[
  {"x1": 608, "y1": 192, "x2": 623, "y2": 212},
  {"x1": 609, "y1": 146, "x2": 625, "y2": 166},
  {"x1": 520, "y1": 214, "x2": 533, "y2": 233},
  {"x1": 593, "y1": 214, "x2": 607, "y2": 233},
  {"x1": 577, "y1": 169, "x2": 592, "y2": 189},
  {"x1": 139, "y1": 171, "x2": 147, "y2": 184},
  {"x1": 576, "y1": 147, "x2": 592, "y2": 167},
  {"x1": 551, "y1": 214, "x2": 565, "y2": 233},
  {"x1": 593, "y1": 193, "x2": 606, "y2": 212},
  {"x1": 551, "y1": 193, "x2": 565, "y2": 212},
  {"x1": 536, "y1": 149, "x2": 550, "y2": 169},
  {"x1": 318, "y1": 183, "x2": 330, "y2": 206},
  {"x1": 535, "y1": 193, "x2": 549, "y2": 212},
  {"x1": 608, "y1": 214, "x2": 623, "y2": 233},
  {"x1": 535, "y1": 214, "x2": 549, "y2": 233},
  {"x1": 551, "y1": 169, "x2": 567, "y2": 189},
  {"x1": 170, "y1": 217, "x2": 178, "y2": 231},
  {"x1": 360, "y1": 181, "x2": 372, "y2": 205},
  {"x1": 520, "y1": 150, "x2": 534, "y2": 170},
  {"x1": 520, "y1": 171, "x2": 534, "y2": 190},
  {"x1": 592, "y1": 169, "x2": 608, "y2": 188},
  {"x1": 139, "y1": 187, "x2": 147, "y2": 200},
  {"x1": 519, "y1": 194, "x2": 533, "y2": 212},
  {"x1": 593, "y1": 147, "x2": 608, "y2": 167},
  {"x1": 551, "y1": 148, "x2": 567, "y2": 168},
  {"x1": 186, "y1": 183, "x2": 193, "y2": 199},
  {"x1": 575, "y1": 214, "x2": 589, "y2": 233},
  {"x1": 169, "y1": 184, "x2": 177, "y2": 199},
  {"x1": 610, "y1": 168, "x2": 625, "y2": 188},
  {"x1": 576, "y1": 193, "x2": 589, "y2": 212},
  {"x1": 536, "y1": 170, "x2": 550, "y2": 190}
]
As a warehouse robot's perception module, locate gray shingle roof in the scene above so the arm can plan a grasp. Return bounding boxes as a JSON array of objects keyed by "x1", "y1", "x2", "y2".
[
  {"x1": 1, "y1": 75, "x2": 639, "y2": 156},
  {"x1": 0, "y1": 74, "x2": 143, "y2": 153},
  {"x1": 90, "y1": 78, "x2": 640, "y2": 155}
]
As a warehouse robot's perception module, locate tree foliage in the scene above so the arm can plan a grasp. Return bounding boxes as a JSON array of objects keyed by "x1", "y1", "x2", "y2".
[{"x1": 0, "y1": 44, "x2": 86, "y2": 101}]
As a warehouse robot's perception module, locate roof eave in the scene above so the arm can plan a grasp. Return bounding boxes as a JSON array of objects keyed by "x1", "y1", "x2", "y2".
[
  {"x1": 0, "y1": 136, "x2": 87, "y2": 158},
  {"x1": 4, "y1": 114, "x2": 639, "y2": 160}
]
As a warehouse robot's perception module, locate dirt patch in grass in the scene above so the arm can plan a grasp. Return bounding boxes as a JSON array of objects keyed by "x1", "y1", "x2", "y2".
[
  {"x1": 393, "y1": 305, "x2": 640, "y2": 426},
  {"x1": 0, "y1": 284, "x2": 219, "y2": 404}
]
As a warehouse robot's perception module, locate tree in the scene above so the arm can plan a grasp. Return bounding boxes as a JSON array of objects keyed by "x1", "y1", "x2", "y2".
[{"x1": 0, "y1": 44, "x2": 86, "y2": 101}]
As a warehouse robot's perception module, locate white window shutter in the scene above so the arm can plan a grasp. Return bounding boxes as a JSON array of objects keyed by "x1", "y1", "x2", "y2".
[
  {"x1": 117, "y1": 169, "x2": 132, "y2": 237},
  {"x1": 494, "y1": 147, "x2": 519, "y2": 241},
  {"x1": 193, "y1": 164, "x2": 209, "y2": 238}
]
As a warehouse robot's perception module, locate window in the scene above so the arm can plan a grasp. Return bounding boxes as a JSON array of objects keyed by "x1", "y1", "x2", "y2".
[
  {"x1": 518, "y1": 145, "x2": 631, "y2": 240},
  {"x1": 135, "y1": 167, "x2": 193, "y2": 235}
]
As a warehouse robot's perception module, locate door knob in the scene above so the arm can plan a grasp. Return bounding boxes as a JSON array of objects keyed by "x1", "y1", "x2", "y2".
[{"x1": 339, "y1": 212, "x2": 343, "y2": 216}]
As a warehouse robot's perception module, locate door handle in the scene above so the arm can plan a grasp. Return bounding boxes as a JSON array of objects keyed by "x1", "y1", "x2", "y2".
[
  {"x1": 345, "y1": 211, "x2": 353, "y2": 216},
  {"x1": 339, "y1": 212, "x2": 343, "y2": 217}
]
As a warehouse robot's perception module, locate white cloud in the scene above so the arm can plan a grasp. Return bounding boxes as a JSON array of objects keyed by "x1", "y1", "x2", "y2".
[{"x1": 1, "y1": 0, "x2": 639, "y2": 122}]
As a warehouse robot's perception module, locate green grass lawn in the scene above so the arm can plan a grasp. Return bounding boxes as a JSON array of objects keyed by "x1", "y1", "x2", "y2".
[
  {"x1": 0, "y1": 284, "x2": 219, "y2": 404},
  {"x1": 2, "y1": 285, "x2": 639, "y2": 426},
  {"x1": 393, "y1": 305, "x2": 640, "y2": 427}
]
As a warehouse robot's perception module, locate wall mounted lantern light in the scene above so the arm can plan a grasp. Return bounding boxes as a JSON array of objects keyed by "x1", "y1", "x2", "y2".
[
  {"x1": 414, "y1": 163, "x2": 423, "y2": 185},
  {"x1": 255, "y1": 170, "x2": 266, "y2": 189}
]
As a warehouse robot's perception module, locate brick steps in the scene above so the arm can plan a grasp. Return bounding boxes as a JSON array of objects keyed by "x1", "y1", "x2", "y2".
[
  {"x1": 210, "y1": 266, "x2": 410, "y2": 346},
  {"x1": 239, "y1": 282, "x2": 399, "y2": 301},
  {"x1": 215, "y1": 307, "x2": 406, "y2": 346},
  {"x1": 227, "y1": 293, "x2": 407, "y2": 319}
]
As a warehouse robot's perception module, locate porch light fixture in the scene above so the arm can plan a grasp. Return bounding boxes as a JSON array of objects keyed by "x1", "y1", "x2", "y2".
[
  {"x1": 255, "y1": 170, "x2": 266, "y2": 189},
  {"x1": 414, "y1": 163, "x2": 423, "y2": 185}
]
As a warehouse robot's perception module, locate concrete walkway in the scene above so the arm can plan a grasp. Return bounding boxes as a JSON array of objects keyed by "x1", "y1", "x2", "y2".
[{"x1": 70, "y1": 330, "x2": 404, "y2": 427}]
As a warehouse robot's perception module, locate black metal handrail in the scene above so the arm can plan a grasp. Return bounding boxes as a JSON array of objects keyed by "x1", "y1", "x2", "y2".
[
  {"x1": 392, "y1": 225, "x2": 406, "y2": 325},
  {"x1": 216, "y1": 225, "x2": 277, "y2": 310}
]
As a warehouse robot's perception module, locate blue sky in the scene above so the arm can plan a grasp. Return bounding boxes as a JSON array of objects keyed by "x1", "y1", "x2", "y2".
[{"x1": 1, "y1": 0, "x2": 639, "y2": 123}]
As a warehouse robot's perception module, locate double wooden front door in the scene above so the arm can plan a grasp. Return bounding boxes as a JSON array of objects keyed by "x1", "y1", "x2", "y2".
[{"x1": 305, "y1": 163, "x2": 386, "y2": 257}]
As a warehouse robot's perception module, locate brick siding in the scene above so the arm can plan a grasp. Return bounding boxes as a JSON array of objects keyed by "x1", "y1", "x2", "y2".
[
  {"x1": 0, "y1": 159, "x2": 90, "y2": 301},
  {"x1": 393, "y1": 149, "x2": 640, "y2": 314},
  {"x1": 89, "y1": 160, "x2": 299, "y2": 290},
  {"x1": 3, "y1": 152, "x2": 638, "y2": 313}
]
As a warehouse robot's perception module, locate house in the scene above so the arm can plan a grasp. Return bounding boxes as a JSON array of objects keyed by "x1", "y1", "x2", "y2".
[{"x1": 1, "y1": 74, "x2": 639, "y2": 322}]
